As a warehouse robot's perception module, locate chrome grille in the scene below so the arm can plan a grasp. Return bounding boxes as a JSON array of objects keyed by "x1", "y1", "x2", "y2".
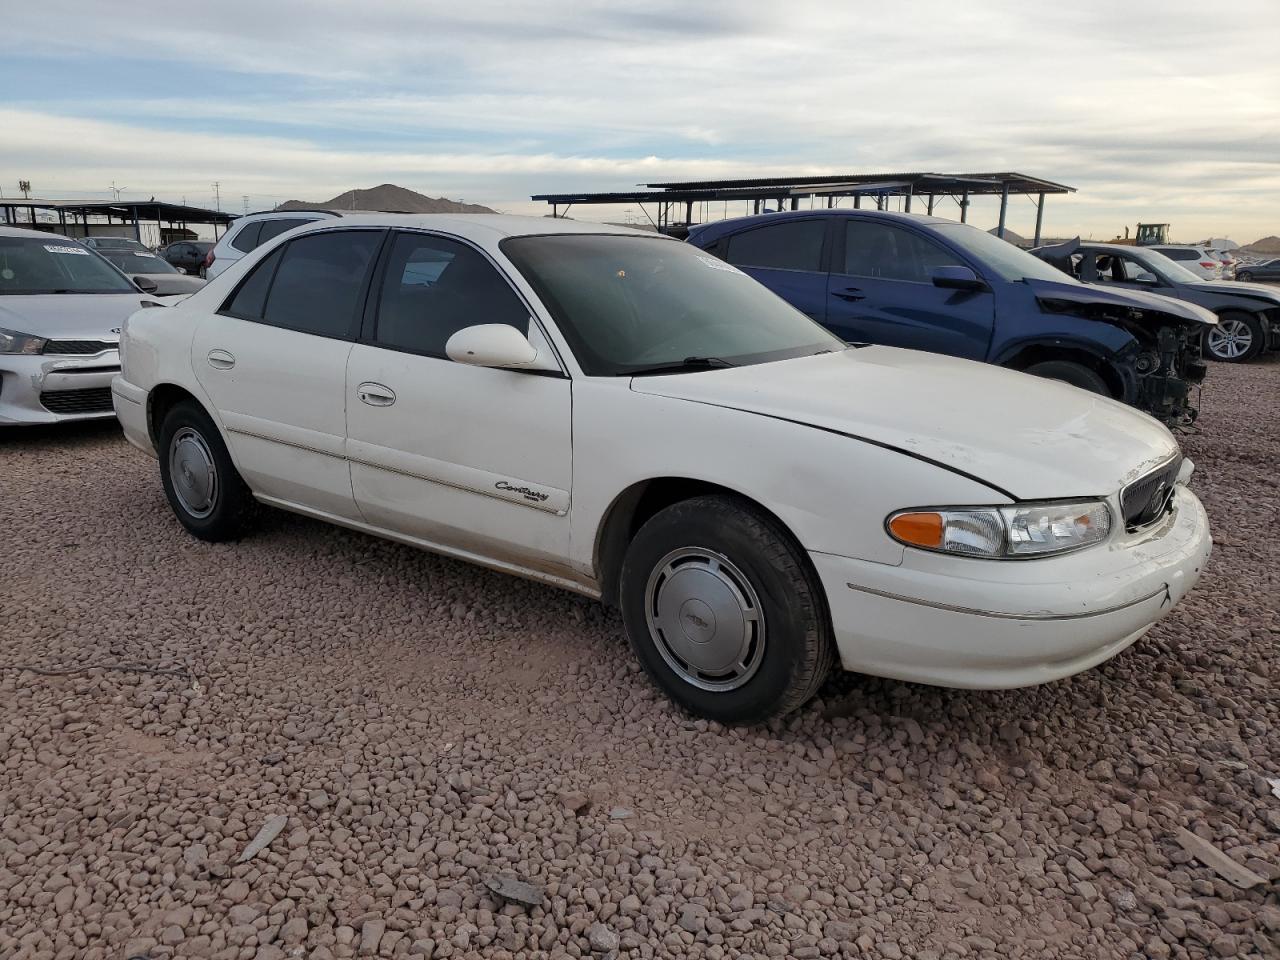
[
  {"x1": 39, "y1": 388, "x2": 115, "y2": 415},
  {"x1": 43, "y1": 339, "x2": 117, "y2": 356},
  {"x1": 1120, "y1": 456, "x2": 1182, "y2": 530}
]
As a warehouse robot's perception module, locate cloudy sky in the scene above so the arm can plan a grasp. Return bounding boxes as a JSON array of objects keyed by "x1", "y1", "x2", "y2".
[{"x1": 3, "y1": 1, "x2": 1278, "y2": 241}]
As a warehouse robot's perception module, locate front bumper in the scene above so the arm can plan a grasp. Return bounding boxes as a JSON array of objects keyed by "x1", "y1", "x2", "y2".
[
  {"x1": 0, "y1": 350, "x2": 121, "y2": 425},
  {"x1": 813, "y1": 485, "x2": 1211, "y2": 689},
  {"x1": 111, "y1": 376, "x2": 156, "y2": 457}
]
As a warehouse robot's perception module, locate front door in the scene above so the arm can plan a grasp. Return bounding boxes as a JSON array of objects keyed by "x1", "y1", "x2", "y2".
[
  {"x1": 825, "y1": 218, "x2": 995, "y2": 360},
  {"x1": 191, "y1": 228, "x2": 385, "y2": 520},
  {"x1": 345, "y1": 230, "x2": 573, "y2": 574}
]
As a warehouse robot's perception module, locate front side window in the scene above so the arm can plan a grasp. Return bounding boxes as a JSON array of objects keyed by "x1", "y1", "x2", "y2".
[
  {"x1": 841, "y1": 221, "x2": 962, "y2": 283},
  {"x1": 260, "y1": 230, "x2": 382, "y2": 337},
  {"x1": 374, "y1": 232, "x2": 529, "y2": 357},
  {"x1": 0, "y1": 237, "x2": 136, "y2": 295},
  {"x1": 724, "y1": 220, "x2": 825, "y2": 272},
  {"x1": 502, "y1": 234, "x2": 843, "y2": 376}
]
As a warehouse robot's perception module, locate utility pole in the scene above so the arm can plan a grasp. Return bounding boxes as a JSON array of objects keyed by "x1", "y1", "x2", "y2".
[
  {"x1": 242, "y1": 196, "x2": 250, "y2": 215},
  {"x1": 212, "y1": 182, "x2": 221, "y2": 211},
  {"x1": 110, "y1": 181, "x2": 127, "y2": 201}
]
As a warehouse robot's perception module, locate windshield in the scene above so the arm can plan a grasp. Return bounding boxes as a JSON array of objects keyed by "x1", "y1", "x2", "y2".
[
  {"x1": 89, "y1": 237, "x2": 145, "y2": 250},
  {"x1": 0, "y1": 237, "x2": 137, "y2": 294},
  {"x1": 1125, "y1": 247, "x2": 1203, "y2": 284},
  {"x1": 502, "y1": 234, "x2": 843, "y2": 375},
  {"x1": 933, "y1": 223, "x2": 1077, "y2": 283},
  {"x1": 102, "y1": 250, "x2": 178, "y2": 274}
]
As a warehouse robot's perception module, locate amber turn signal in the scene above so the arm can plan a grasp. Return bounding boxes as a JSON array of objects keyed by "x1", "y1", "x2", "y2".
[{"x1": 887, "y1": 512, "x2": 944, "y2": 549}]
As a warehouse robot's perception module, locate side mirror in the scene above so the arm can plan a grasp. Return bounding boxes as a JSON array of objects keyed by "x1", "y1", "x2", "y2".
[
  {"x1": 133, "y1": 275, "x2": 160, "y2": 294},
  {"x1": 445, "y1": 323, "x2": 539, "y2": 368},
  {"x1": 931, "y1": 265, "x2": 987, "y2": 291},
  {"x1": 1133, "y1": 272, "x2": 1159, "y2": 284}
]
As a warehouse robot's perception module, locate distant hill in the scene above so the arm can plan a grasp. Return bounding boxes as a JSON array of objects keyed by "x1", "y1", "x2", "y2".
[
  {"x1": 1242, "y1": 235, "x2": 1280, "y2": 255},
  {"x1": 276, "y1": 183, "x2": 494, "y2": 215}
]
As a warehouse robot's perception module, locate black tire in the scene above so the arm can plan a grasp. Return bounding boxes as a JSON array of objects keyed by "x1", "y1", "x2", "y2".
[
  {"x1": 1204, "y1": 311, "x2": 1264, "y2": 363},
  {"x1": 1024, "y1": 360, "x2": 1110, "y2": 396},
  {"x1": 1236, "y1": 272, "x2": 1253, "y2": 282},
  {"x1": 158, "y1": 400, "x2": 255, "y2": 542},
  {"x1": 618, "y1": 495, "x2": 834, "y2": 725}
]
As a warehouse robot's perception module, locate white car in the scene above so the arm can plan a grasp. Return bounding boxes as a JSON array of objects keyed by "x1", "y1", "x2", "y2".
[
  {"x1": 112, "y1": 215, "x2": 1211, "y2": 723},
  {"x1": 203, "y1": 209, "x2": 341, "y2": 280},
  {"x1": 1149, "y1": 245, "x2": 1224, "y2": 280},
  {"x1": 1, "y1": 226, "x2": 161, "y2": 424}
]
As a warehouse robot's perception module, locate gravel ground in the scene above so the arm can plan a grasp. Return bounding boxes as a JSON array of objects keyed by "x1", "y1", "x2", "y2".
[{"x1": 1, "y1": 358, "x2": 1278, "y2": 960}]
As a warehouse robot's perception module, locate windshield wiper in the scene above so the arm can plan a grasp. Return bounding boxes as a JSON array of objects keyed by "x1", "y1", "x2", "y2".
[{"x1": 626, "y1": 356, "x2": 738, "y2": 377}]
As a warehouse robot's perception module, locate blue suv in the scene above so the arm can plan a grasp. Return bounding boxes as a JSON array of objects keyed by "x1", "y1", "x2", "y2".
[{"x1": 687, "y1": 210, "x2": 1214, "y2": 425}]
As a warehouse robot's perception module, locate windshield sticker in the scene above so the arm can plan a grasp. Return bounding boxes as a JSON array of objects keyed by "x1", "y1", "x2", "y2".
[
  {"x1": 44, "y1": 244, "x2": 90, "y2": 256},
  {"x1": 697, "y1": 255, "x2": 746, "y2": 275}
]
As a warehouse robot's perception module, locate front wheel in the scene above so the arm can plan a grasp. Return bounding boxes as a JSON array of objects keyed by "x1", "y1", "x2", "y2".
[
  {"x1": 618, "y1": 495, "x2": 834, "y2": 724},
  {"x1": 1204, "y1": 312, "x2": 1264, "y2": 362},
  {"x1": 158, "y1": 400, "x2": 255, "y2": 541},
  {"x1": 1023, "y1": 360, "x2": 1111, "y2": 396}
]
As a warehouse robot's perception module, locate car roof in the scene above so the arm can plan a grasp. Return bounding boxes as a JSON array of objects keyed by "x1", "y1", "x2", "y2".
[
  {"x1": 288, "y1": 213, "x2": 664, "y2": 242},
  {"x1": 0, "y1": 225, "x2": 75, "y2": 241},
  {"x1": 688, "y1": 208, "x2": 955, "y2": 241}
]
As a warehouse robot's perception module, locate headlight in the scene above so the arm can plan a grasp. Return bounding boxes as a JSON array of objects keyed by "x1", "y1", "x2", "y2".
[
  {"x1": 0, "y1": 328, "x2": 47, "y2": 355},
  {"x1": 887, "y1": 500, "x2": 1112, "y2": 559}
]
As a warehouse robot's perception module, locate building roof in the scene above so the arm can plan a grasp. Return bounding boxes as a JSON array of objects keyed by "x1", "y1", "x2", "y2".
[{"x1": 0, "y1": 198, "x2": 236, "y2": 224}]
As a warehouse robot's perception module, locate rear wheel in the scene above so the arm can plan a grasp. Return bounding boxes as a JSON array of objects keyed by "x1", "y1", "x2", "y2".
[
  {"x1": 1024, "y1": 360, "x2": 1110, "y2": 396},
  {"x1": 1236, "y1": 271, "x2": 1253, "y2": 282},
  {"x1": 158, "y1": 400, "x2": 255, "y2": 541},
  {"x1": 1204, "y1": 311, "x2": 1264, "y2": 362},
  {"x1": 618, "y1": 495, "x2": 834, "y2": 725}
]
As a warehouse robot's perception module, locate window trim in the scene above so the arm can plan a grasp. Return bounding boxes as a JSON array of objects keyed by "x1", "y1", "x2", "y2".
[
  {"x1": 359, "y1": 227, "x2": 568, "y2": 377},
  {"x1": 215, "y1": 227, "x2": 390, "y2": 341},
  {"x1": 830, "y1": 216, "x2": 973, "y2": 286},
  {"x1": 722, "y1": 217, "x2": 832, "y2": 275}
]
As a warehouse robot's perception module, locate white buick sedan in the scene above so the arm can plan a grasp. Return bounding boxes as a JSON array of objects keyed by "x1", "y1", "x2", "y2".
[{"x1": 112, "y1": 215, "x2": 1211, "y2": 723}]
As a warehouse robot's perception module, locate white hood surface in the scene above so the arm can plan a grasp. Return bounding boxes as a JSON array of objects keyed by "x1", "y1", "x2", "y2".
[
  {"x1": 631, "y1": 347, "x2": 1178, "y2": 500},
  {"x1": 0, "y1": 293, "x2": 158, "y2": 340}
]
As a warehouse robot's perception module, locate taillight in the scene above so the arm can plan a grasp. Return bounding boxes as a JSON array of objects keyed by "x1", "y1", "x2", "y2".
[
  {"x1": 203, "y1": 249, "x2": 215, "y2": 268},
  {"x1": 1199, "y1": 261, "x2": 1216, "y2": 269}
]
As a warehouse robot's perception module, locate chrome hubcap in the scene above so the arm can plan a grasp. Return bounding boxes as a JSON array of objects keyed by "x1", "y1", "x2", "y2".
[
  {"x1": 644, "y1": 548, "x2": 765, "y2": 691},
  {"x1": 169, "y1": 427, "x2": 218, "y2": 519},
  {"x1": 1207, "y1": 319, "x2": 1253, "y2": 359}
]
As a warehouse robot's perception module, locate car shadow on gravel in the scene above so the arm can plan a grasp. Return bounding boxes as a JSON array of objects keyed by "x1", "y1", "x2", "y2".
[{"x1": 0, "y1": 419, "x2": 122, "y2": 447}]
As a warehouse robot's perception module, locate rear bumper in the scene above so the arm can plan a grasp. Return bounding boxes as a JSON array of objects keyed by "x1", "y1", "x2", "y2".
[
  {"x1": 812, "y1": 486, "x2": 1211, "y2": 689},
  {"x1": 0, "y1": 351, "x2": 120, "y2": 425}
]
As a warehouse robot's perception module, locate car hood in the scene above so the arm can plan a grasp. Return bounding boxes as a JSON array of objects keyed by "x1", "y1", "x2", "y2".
[
  {"x1": 138, "y1": 273, "x2": 207, "y2": 296},
  {"x1": 1186, "y1": 279, "x2": 1280, "y2": 305},
  {"x1": 0, "y1": 293, "x2": 159, "y2": 339},
  {"x1": 630, "y1": 347, "x2": 1178, "y2": 500},
  {"x1": 1025, "y1": 278, "x2": 1218, "y2": 327}
]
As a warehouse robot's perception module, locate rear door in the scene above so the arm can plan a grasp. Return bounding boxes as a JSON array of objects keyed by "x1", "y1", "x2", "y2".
[
  {"x1": 345, "y1": 229, "x2": 574, "y2": 573},
  {"x1": 191, "y1": 227, "x2": 385, "y2": 519},
  {"x1": 719, "y1": 218, "x2": 830, "y2": 322},
  {"x1": 825, "y1": 218, "x2": 994, "y2": 360}
]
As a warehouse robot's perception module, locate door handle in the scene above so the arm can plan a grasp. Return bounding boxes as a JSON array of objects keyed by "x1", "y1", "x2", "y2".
[
  {"x1": 207, "y1": 349, "x2": 235, "y2": 370},
  {"x1": 832, "y1": 287, "x2": 866, "y2": 302},
  {"x1": 357, "y1": 382, "x2": 396, "y2": 407}
]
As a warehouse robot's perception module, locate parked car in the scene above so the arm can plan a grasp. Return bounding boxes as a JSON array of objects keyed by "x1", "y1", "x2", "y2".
[
  {"x1": 99, "y1": 249, "x2": 207, "y2": 297},
  {"x1": 82, "y1": 236, "x2": 151, "y2": 254},
  {"x1": 160, "y1": 240, "x2": 214, "y2": 276},
  {"x1": 687, "y1": 210, "x2": 1215, "y2": 426},
  {"x1": 204, "y1": 210, "x2": 341, "y2": 279},
  {"x1": 1211, "y1": 250, "x2": 1237, "y2": 280},
  {"x1": 1033, "y1": 240, "x2": 1280, "y2": 363},
  {"x1": 1148, "y1": 245, "x2": 1224, "y2": 281},
  {"x1": 1234, "y1": 258, "x2": 1280, "y2": 283},
  {"x1": 113, "y1": 215, "x2": 1210, "y2": 723},
  {"x1": 0, "y1": 226, "x2": 161, "y2": 424}
]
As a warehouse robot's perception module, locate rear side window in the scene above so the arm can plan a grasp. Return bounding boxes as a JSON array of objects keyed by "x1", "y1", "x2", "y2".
[
  {"x1": 259, "y1": 217, "x2": 320, "y2": 246},
  {"x1": 230, "y1": 221, "x2": 263, "y2": 253},
  {"x1": 374, "y1": 232, "x2": 529, "y2": 357},
  {"x1": 840, "y1": 221, "x2": 961, "y2": 283},
  {"x1": 260, "y1": 231, "x2": 382, "y2": 338},
  {"x1": 724, "y1": 220, "x2": 825, "y2": 272},
  {"x1": 222, "y1": 247, "x2": 283, "y2": 319},
  {"x1": 1158, "y1": 248, "x2": 1196, "y2": 261}
]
